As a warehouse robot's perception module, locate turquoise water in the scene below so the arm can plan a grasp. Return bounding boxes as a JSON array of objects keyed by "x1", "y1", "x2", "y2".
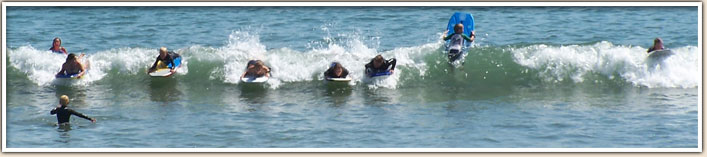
[{"x1": 5, "y1": 6, "x2": 700, "y2": 148}]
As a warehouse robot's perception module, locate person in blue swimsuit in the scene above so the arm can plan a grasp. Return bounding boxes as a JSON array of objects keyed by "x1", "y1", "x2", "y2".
[
  {"x1": 49, "y1": 37, "x2": 68, "y2": 55},
  {"x1": 147, "y1": 47, "x2": 182, "y2": 74}
]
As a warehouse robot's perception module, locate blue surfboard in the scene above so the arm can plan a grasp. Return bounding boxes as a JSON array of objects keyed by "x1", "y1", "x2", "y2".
[
  {"x1": 56, "y1": 73, "x2": 80, "y2": 79},
  {"x1": 370, "y1": 71, "x2": 392, "y2": 77},
  {"x1": 446, "y1": 12, "x2": 475, "y2": 37},
  {"x1": 167, "y1": 57, "x2": 182, "y2": 69},
  {"x1": 445, "y1": 12, "x2": 475, "y2": 64}
]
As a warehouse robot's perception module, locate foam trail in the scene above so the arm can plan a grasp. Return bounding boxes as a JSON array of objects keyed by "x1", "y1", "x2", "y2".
[{"x1": 511, "y1": 41, "x2": 699, "y2": 88}]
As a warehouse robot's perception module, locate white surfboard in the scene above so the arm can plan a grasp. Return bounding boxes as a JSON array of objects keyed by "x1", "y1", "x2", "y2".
[
  {"x1": 148, "y1": 60, "x2": 180, "y2": 77},
  {"x1": 241, "y1": 76, "x2": 269, "y2": 83},
  {"x1": 326, "y1": 77, "x2": 352, "y2": 82},
  {"x1": 648, "y1": 49, "x2": 674, "y2": 59},
  {"x1": 149, "y1": 68, "x2": 175, "y2": 77}
]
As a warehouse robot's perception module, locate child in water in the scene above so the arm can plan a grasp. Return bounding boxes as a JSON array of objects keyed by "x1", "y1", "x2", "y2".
[
  {"x1": 50, "y1": 95, "x2": 96, "y2": 125},
  {"x1": 443, "y1": 23, "x2": 475, "y2": 61},
  {"x1": 364, "y1": 55, "x2": 396, "y2": 77},
  {"x1": 324, "y1": 62, "x2": 349, "y2": 78},
  {"x1": 241, "y1": 60, "x2": 271, "y2": 78},
  {"x1": 49, "y1": 37, "x2": 68, "y2": 55}
]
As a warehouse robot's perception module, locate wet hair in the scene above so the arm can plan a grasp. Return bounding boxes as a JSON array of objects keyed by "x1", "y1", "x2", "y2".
[
  {"x1": 247, "y1": 60, "x2": 257, "y2": 66},
  {"x1": 59, "y1": 95, "x2": 69, "y2": 106},
  {"x1": 255, "y1": 60, "x2": 265, "y2": 67},
  {"x1": 373, "y1": 55, "x2": 384, "y2": 63},
  {"x1": 331, "y1": 62, "x2": 343, "y2": 70},
  {"x1": 654, "y1": 38, "x2": 663, "y2": 44},
  {"x1": 454, "y1": 24, "x2": 464, "y2": 32},
  {"x1": 52, "y1": 37, "x2": 62, "y2": 48},
  {"x1": 66, "y1": 53, "x2": 77, "y2": 62},
  {"x1": 159, "y1": 47, "x2": 168, "y2": 54}
]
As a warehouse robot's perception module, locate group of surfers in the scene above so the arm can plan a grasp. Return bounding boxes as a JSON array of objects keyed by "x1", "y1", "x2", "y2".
[{"x1": 48, "y1": 23, "x2": 667, "y2": 124}]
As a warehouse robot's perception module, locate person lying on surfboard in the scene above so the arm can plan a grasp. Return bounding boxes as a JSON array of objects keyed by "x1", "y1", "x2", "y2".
[
  {"x1": 443, "y1": 23, "x2": 475, "y2": 60},
  {"x1": 49, "y1": 37, "x2": 68, "y2": 55},
  {"x1": 647, "y1": 38, "x2": 664, "y2": 53},
  {"x1": 365, "y1": 55, "x2": 396, "y2": 77},
  {"x1": 50, "y1": 95, "x2": 96, "y2": 125},
  {"x1": 147, "y1": 47, "x2": 181, "y2": 74},
  {"x1": 324, "y1": 62, "x2": 349, "y2": 79},
  {"x1": 56, "y1": 53, "x2": 86, "y2": 78},
  {"x1": 241, "y1": 60, "x2": 271, "y2": 79}
]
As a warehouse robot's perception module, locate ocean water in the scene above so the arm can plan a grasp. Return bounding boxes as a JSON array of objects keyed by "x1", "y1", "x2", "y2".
[{"x1": 4, "y1": 6, "x2": 700, "y2": 148}]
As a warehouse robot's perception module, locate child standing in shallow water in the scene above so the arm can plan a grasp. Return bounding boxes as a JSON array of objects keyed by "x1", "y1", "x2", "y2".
[{"x1": 50, "y1": 95, "x2": 96, "y2": 125}]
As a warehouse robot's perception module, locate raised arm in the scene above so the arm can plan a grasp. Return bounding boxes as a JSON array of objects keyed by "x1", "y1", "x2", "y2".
[{"x1": 387, "y1": 58, "x2": 397, "y2": 70}]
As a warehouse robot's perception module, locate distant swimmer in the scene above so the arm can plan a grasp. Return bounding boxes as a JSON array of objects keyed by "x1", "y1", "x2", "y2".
[
  {"x1": 50, "y1": 95, "x2": 96, "y2": 125},
  {"x1": 241, "y1": 60, "x2": 271, "y2": 79},
  {"x1": 49, "y1": 37, "x2": 68, "y2": 55},
  {"x1": 443, "y1": 23, "x2": 475, "y2": 61},
  {"x1": 365, "y1": 55, "x2": 396, "y2": 77},
  {"x1": 56, "y1": 53, "x2": 86, "y2": 78},
  {"x1": 324, "y1": 62, "x2": 349, "y2": 79},
  {"x1": 147, "y1": 47, "x2": 182, "y2": 74},
  {"x1": 647, "y1": 38, "x2": 664, "y2": 53}
]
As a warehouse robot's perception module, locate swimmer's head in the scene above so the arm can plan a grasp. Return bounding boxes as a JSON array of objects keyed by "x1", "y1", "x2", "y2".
[
  {"x1": 53, "y1": 37, "x2": 62, "y2": 48},
  {"x1": 59, "y1": 95, "x2": 69, "y2": 106},
  {"x1": 66, "y1": 53, "x2": 77, "y2": 62},
  {"x1": 159, "y1": 47, "x2": 168, "y2": 57},
  {"x1": 454, "y1": 23, "x2": 464, "y2": 33}
]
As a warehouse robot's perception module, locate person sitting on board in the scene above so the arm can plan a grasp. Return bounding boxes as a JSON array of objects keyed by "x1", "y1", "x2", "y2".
[
  {"x1": 147, "y1": 47, "x2": 181, "y2": 74},
  {"x1": 50, "y1": 95, "x2": 96, "y2": 125},
  {"x1": 647, "y1": 38, "x2": 664, "y2": 53},
  {"x1": 323, "y1": 62, "x2": 349, "y2": 79},
  {"x1": 364, "y1": 55, "x2": 396, "y2": 77},
  {"x1": 443, "y1": 23, "x2": 475, "y2": 60},
  {"x1": 56, "y1": 53, "x2": 86, "y2": 78},
  {"x1": 49, "y1": 37, "x2": 68, "y2": 55},
  {"x1": 241, "y1": 60, "x2": 271, "y2": 78}
]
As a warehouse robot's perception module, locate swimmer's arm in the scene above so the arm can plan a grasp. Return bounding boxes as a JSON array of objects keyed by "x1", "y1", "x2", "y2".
[
  {"x1": 78, "y1": 62, "x2": 86, "y2": 77},
  {"x1": 69, "y1": 109, "x2": 95, "y2": 122},
  {"x1": 148, "y1": 57, "x2": 160, "y2": 73},
  {"x1": 56, "y1": 64, "x2": 67, "y2": 76},
  {"x1": 342, "y1": 68, "x2": 350, "y2": 78},
  {"x1": 443, "y1": 34, "x2": 452, "y2": 40},
  {"x1": 50, "y1": 108, "x2": 58, "y2": 115},
  {"x1": 463, "y1": 34, "x2": 473, "y2": 42},
  {"x1": 62, "y1": 47, "x2": 68, "y2": 54},
  {"x1": 388, "y1": 58, "x2": 397, "y2": 71}
]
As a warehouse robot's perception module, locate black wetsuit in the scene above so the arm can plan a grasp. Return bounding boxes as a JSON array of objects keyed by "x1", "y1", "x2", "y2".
[
  {"x1": 150, "y1": 51, "x2": 181, "y2": 70},
  {"x1": 365, "y1": 58, "x2": 397, "y2": 75},
  {"x1": 50, "y1": 106, "x2": 92, "y2": 124},
  {"x1": 323, "y1": 67, "x2": 349, "y2": 78}
]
